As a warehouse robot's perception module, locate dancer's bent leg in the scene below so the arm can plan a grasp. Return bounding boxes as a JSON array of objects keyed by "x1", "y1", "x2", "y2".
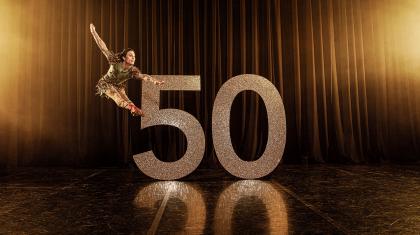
[
  {"x1": 116, "y1": 87, "x2": 144, "y2": 116},
  {"x1": 104, "y1": 87, "x2": 144, "y2": 116}
]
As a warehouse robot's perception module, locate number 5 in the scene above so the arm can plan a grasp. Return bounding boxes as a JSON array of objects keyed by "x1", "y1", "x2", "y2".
[{"x1": 133, "y1": 76, "x2": 205, "y2": 180}]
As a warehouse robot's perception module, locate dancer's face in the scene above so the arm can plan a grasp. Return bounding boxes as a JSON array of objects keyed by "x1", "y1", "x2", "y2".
[{"x1": 124, "y1": 50, "x2": 135, "y2": 65}]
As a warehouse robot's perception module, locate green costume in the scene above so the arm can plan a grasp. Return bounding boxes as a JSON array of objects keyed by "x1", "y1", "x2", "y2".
[{"x1": 96, "y1": 58, "x2": 141, "y2": 97}]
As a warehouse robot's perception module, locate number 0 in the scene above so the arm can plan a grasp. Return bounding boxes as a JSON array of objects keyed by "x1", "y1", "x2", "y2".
[{"x1": 212, "y1": 74, "x2": 286, "y2": 179}]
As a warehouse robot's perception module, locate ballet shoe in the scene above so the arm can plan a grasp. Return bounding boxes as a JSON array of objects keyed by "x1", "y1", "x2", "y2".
[{"x1": 127, "y1": 104, "x2": 144, "y2": 116}]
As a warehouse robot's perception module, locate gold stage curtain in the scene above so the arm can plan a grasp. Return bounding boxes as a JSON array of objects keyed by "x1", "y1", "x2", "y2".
[{"x1": 1, "y1": 0, "x2": 419, "y2": 168}]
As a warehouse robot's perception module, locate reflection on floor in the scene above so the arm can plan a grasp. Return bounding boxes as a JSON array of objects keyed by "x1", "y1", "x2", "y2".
[{"x1": 0, "y1": 165, "x2": 419, "y2": 234}]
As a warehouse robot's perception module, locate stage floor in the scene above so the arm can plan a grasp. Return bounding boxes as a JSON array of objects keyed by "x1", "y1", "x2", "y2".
[{"x1": 0, "y1": 165, "x2": 419, "y2": 234}]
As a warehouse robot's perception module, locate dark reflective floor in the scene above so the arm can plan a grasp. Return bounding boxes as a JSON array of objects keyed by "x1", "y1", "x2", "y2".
[{"x1": 0, "y1": 165, "x2": 419, "y2": 234}]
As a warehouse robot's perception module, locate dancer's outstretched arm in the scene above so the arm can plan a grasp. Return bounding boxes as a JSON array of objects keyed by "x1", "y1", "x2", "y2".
[
  {"x1": 132, "y1": 67, "x2": 165, "y2": 85},
  {"x1": 90, "y1": 23, "x2": 113, "y2": 61}
]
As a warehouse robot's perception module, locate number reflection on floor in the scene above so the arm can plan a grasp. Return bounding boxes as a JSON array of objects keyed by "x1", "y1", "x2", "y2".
[{"x1": 133, "y1": 180, "x2": 287, "y2": 235}]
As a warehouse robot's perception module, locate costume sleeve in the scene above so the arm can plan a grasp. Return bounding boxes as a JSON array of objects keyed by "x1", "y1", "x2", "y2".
[
  {"x1": 131, "y1": 66, "x2": 141, "y2": 78},
  {"x1": 131, "y1": 67, "x2": 158, "y2": 83}
]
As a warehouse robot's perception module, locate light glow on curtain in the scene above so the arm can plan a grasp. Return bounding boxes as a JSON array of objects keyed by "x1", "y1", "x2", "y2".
[{"x1": 1, "y1": 0, "x2": 419, "y2": 168}]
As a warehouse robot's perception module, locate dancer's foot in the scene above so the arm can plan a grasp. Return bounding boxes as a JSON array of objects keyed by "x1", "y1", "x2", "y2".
[{"x1": 127, "y1": 104, "x2": 144, "y2": 116}]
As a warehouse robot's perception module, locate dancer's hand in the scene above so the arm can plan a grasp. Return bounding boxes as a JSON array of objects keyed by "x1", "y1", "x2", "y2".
[
  {"x1": 90, "y1": 23, "x2": 96, "y2": 33},
  {"x1": 154, "y1": 80, "x2": 165, "y2": 86}
]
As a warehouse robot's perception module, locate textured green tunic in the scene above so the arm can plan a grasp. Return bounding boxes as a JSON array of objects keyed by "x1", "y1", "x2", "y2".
[{"x1": 96, "y1": 62, "x2": 140, "y2": 97}]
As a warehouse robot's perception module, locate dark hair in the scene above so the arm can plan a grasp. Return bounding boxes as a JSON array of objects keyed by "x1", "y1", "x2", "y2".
[{"x1": 117, "y1": 48, "x2": 134, "y2": 61}]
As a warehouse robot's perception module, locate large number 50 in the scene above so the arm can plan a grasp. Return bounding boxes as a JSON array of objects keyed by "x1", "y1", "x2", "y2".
[{"x1": 133, "y1": 75, "x2": 286, "y2": 180}]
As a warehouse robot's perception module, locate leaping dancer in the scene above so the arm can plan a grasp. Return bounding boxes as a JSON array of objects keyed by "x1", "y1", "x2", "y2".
[{"x1": 90, "y1": 23, "x2": 164, "y2": 116}]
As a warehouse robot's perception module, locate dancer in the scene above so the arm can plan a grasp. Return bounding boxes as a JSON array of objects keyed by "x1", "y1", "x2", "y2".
[{"x1": 90, "y1": 23, "x2": 164, "y2": 116}]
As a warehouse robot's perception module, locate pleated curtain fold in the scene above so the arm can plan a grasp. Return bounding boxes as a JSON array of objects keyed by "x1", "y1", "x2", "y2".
[{"x1": 0, "y1": 0, "x2": 419, "y2": 168}]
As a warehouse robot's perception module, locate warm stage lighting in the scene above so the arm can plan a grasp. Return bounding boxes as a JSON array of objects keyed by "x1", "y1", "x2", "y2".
[
  {"x1": 0, "y1": 1, "x2": 20, "y2": 129},
  {"x1": 0, "y1": 1, "x2": 20, "y2": 91},
  {"x1": 385, "y1": 1, "x2": 420, "y2": 76}
]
